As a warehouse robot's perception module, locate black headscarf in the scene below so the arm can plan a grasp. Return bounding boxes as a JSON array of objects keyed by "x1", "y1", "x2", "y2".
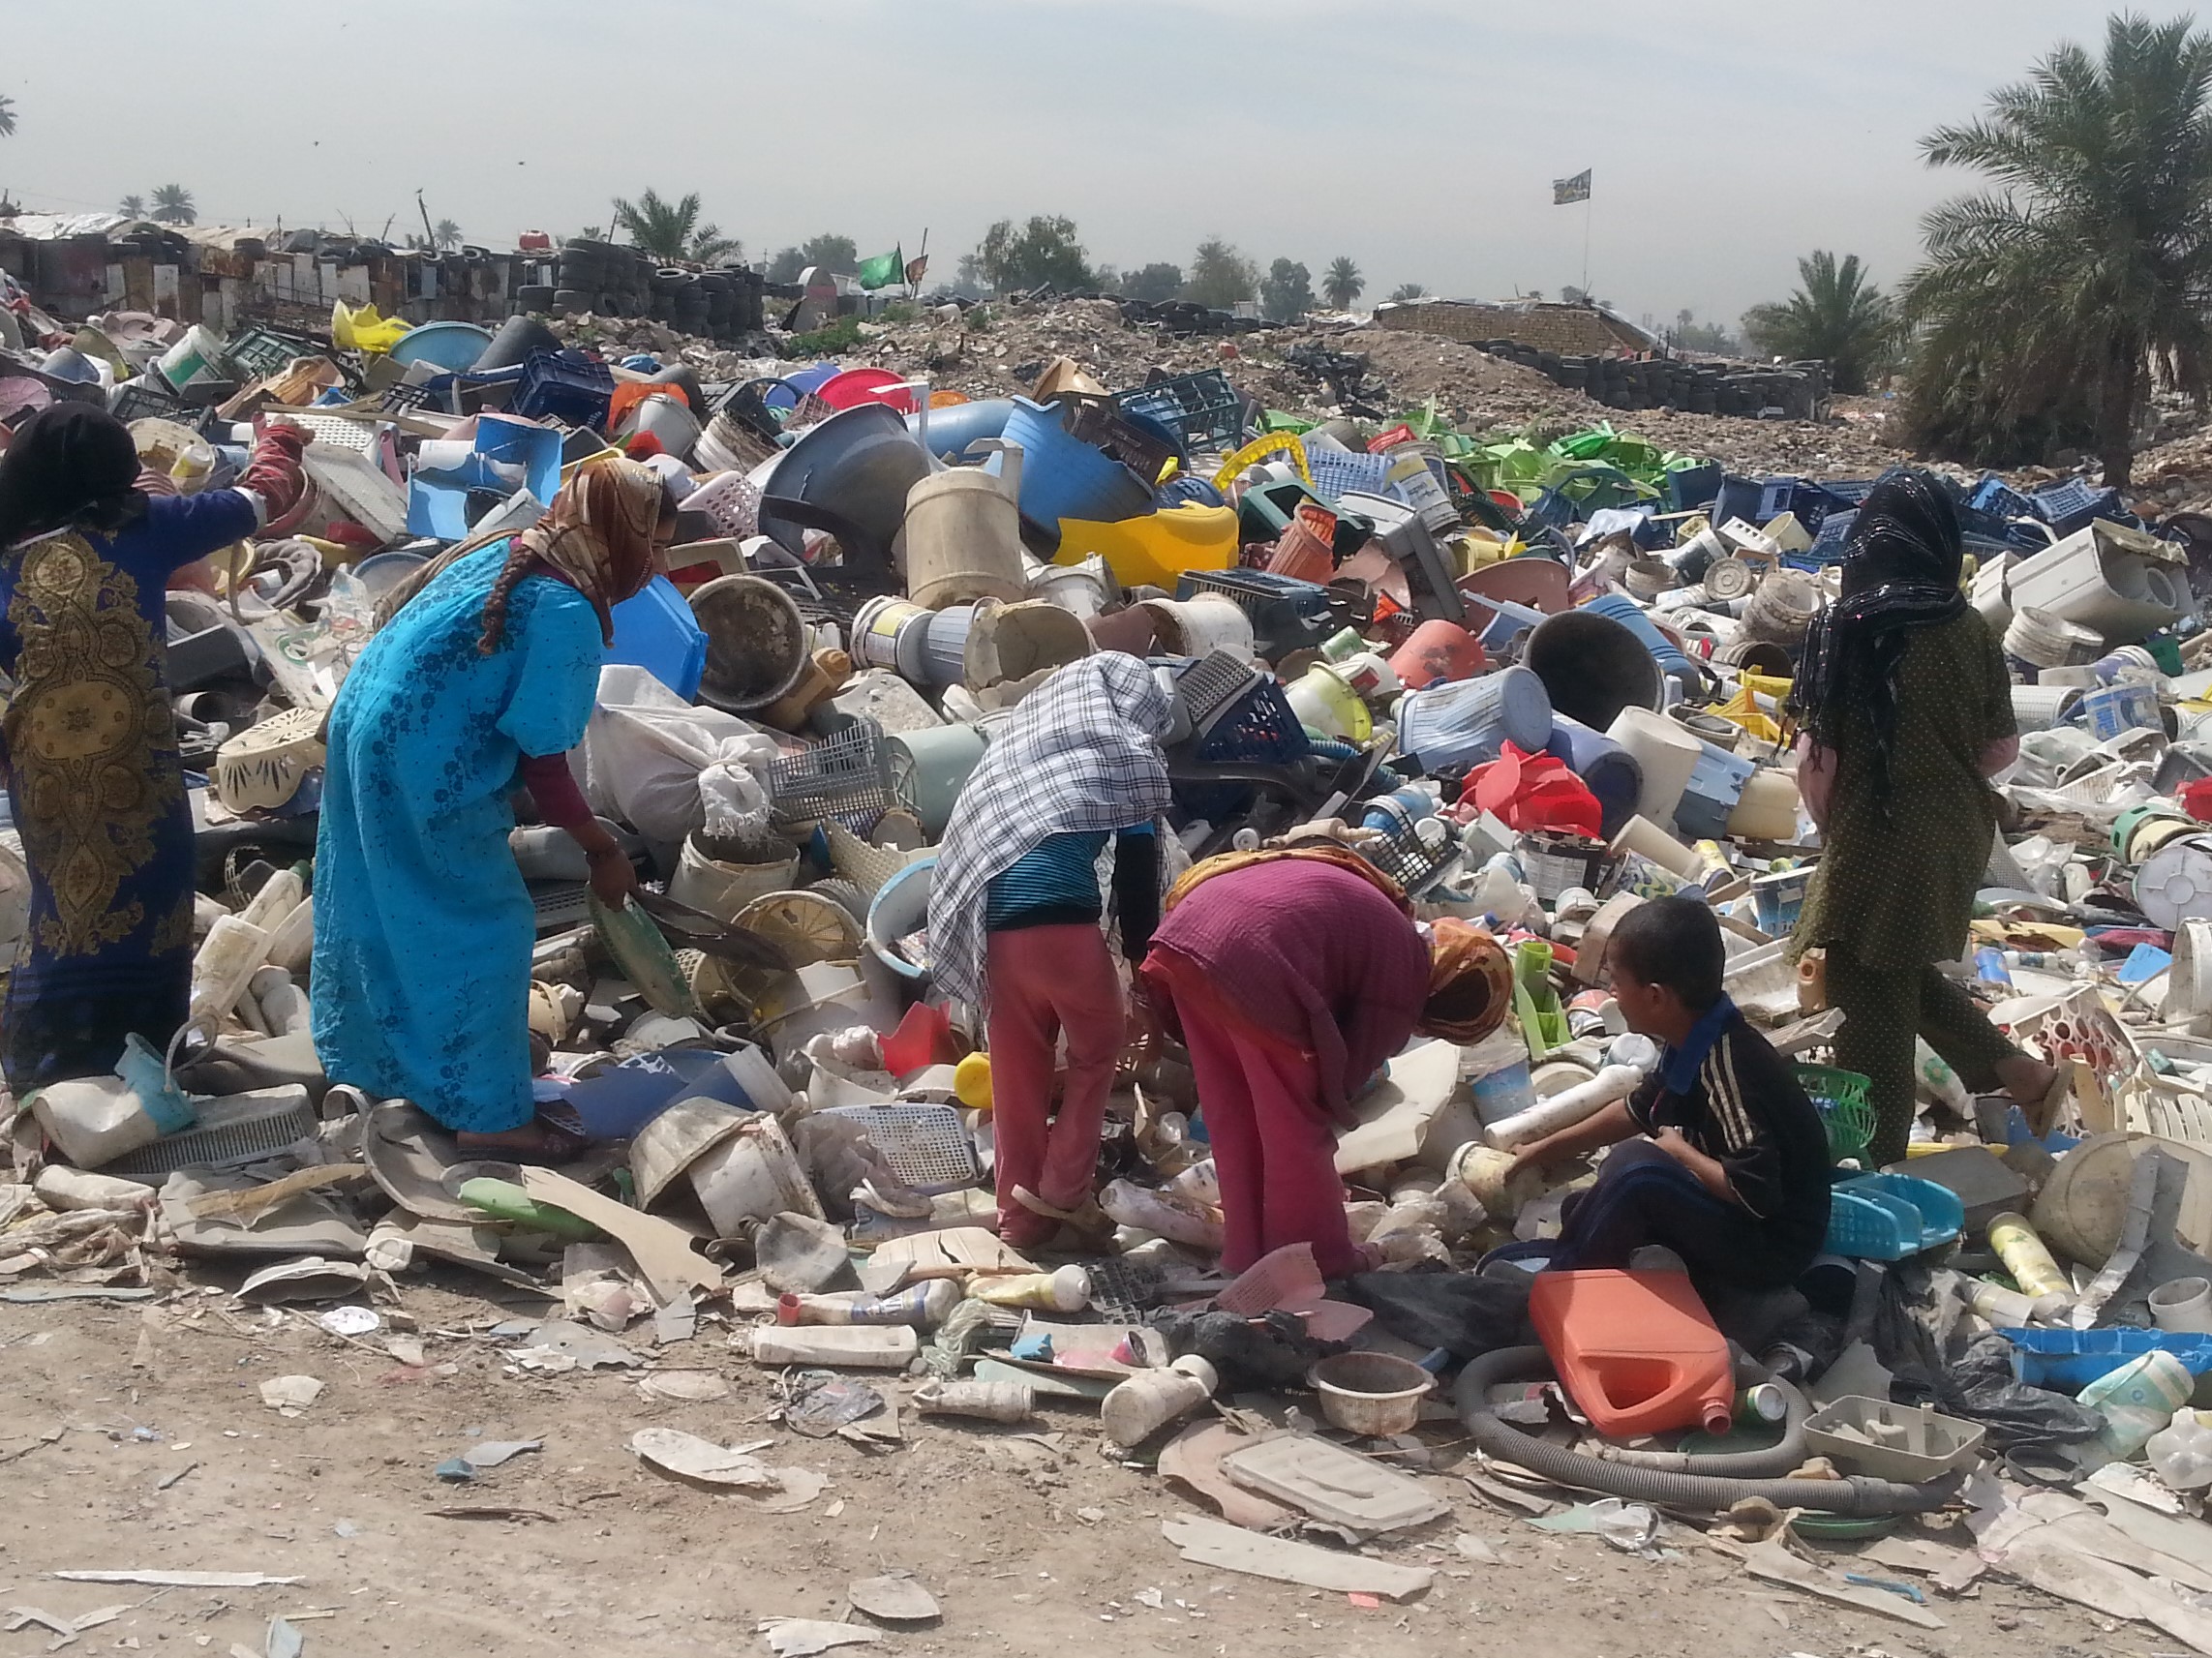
[
  {"x1": 0, "y1": 405, "x2": 146, "y2": 550},
  {"x1": 1787, "y1": 469, "x2": 1969, "y2": 805}
]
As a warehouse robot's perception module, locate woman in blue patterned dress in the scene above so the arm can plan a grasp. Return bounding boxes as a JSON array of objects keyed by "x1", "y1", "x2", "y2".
[
  {"x1": 310, "y1": 459, "x2": 666, "y2": 1160},
  {"x1": 0, "y1": 405, "x2": 307, "y2": 1095}
]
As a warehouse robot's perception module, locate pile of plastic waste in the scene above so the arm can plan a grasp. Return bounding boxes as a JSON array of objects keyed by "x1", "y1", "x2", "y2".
[{"x1": 13, "y1": 281, "x2": 2212, "y2": 1646}]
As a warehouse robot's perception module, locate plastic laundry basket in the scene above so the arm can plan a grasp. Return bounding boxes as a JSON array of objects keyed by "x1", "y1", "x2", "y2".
[{"x1": 1794, "y1": 1064, "x2": 1873, "y2": 1165}]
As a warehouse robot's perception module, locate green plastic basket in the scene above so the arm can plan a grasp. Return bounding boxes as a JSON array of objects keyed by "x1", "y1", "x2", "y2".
[{"x1": 1796, "y1": 1063, "x2": 1874, "y2": 1165}]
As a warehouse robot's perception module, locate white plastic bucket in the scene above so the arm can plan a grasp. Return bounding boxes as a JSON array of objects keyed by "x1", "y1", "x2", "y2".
[
  {"x1": 2080, "y1": 681, "x2": 2161, "y2": 741},
  {"x1": 688, "y1": 1115, "x2": 823, "y2": 1235},
  {"x1": 2006, "y1": 605, "x2": 2102, "y2": 670},
  {"x1": 668, "y1": 837, "x2": 801, "y2": 924},
  {"x1": 1136, "y1": 594, "x2": 1256, "y2": 660},
  {"x1": 1606, "y1": 706, "x2": 1703, "y2": 827},
  {"x1": 2151, "y1": 1277, "x2": 2212, "y2": 1335},
  {"x1": 1396, "y1": 666, "x2": 1552, "y2": 771},
  {"x1": 2136, "y1": 832, "x2": 2212, "y2": 932},
  {"x1": 2012, "y1": 683, "x2": 2085, "y2": 732}
]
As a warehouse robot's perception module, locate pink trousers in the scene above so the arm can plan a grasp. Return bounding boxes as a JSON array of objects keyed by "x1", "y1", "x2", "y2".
[
  {"x1": 985, "y1": 924, "x2": 1123, "y2": 1246},
  {"x1": 1171, "y1": 994, "x2": 1359, "y2": 1280}
]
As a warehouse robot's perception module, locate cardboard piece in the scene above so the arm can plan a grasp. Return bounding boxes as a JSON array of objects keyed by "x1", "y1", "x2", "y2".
[
  {"x1": 1742, "y1": 1539, "x2": 1945, "y2": 1629},
  {"x1": 1158, "y1": 1422, "x2": 1296, "y2": 1530},
  {"x1": 516, "y1": 1165, "x2": 721, "y2": 1303},
  {"x1": 159, "y1": 1170, "x2": 368, "y2": 1259},
  {"x1": 868, "y1": 1226, "x2": 1037, "y2": 1275},
  {"x1": 1160, "y1": 1515, "x2": 1435, "y2": 1600}
]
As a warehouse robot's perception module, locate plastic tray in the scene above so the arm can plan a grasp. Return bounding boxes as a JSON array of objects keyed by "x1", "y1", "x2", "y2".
[
  {"x1": 101, "y1": 1089, "x2": 318, "y2": 1182},
  {"x1": 815, "y1": 1102, "x2": 979, "y2": 1194},
  {"x1": 1802, "y1": 1396, "x2": 1985, "y2": 1482},
  {"x1": 1823, "y1": 1171, "x2": 1964, "y2": 1260},
  {"x1": 2001, "y1": 1326, "x2": 2212, "y2": 1391}
]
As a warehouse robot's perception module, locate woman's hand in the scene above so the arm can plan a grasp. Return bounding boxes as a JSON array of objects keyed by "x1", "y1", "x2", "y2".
[{"x1": 586, "y1": 844, "x2": 637, "y2": 907}]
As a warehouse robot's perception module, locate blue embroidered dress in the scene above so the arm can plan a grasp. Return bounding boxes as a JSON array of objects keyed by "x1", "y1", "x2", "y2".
[
  {"x1": 0, "y1": 491, "x2": 259, "y2": 1093},
  {"x1": 310, "y1": 542, "x2": 603, "y2": 1132}
]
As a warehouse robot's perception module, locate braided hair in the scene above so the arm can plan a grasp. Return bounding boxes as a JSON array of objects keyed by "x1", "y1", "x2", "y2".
[{"x1": 475, "y1": 538, "x2": 546, "y2": 655}]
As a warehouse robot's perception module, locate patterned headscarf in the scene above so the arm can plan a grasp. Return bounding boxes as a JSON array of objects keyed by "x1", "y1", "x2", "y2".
[
  {"x1": 1418, "y1": 918, "x2": 1514, "y2": 1043},
  {"x1": 926, "y1": 652, "x2": 1172, "y2": 1010},
  {"x1": 507, "y1": 455, "x2": 665, "y2": 645},
  {"x1": 1787, "y1": 469, "x2": 1968, "y2": 805}
]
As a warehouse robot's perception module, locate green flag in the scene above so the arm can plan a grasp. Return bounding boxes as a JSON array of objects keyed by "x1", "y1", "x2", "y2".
[{"x1": 856, "y1": 246, "x2": 904, "y2": 290}]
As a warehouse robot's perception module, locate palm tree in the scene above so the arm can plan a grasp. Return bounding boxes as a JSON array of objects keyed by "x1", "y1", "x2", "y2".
[
  {"x1": 0, "y1": 95, "x2": 15, "y2": 138},
  {"x1": 433, "y1": 218, "x2": 461, "y2": 252},
  {"x1": 149, "y1": 185, "x2": 196, "y2": 226},
  {"x1": 612, "y1": 189, "x2": 739, "y2": 263},
  {"x1": 119, "y1": 194, "x2": 145, "y2": 220},
  {"x1": 1742, "y1": 252, "x2": 1897, "y2": 391},
  {"x1": 1902, "y1": 12, "x2": 2212, "y2": 484},
  {"x1": 1388, "y1": 283, "x2": 1426, "y2": 303},
  {"x1": 1322, "y1": 256, "x2": 1364, "y2": 310}
]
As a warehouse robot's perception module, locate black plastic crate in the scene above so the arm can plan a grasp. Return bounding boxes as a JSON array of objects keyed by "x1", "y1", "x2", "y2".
[{"x1": 1114, "y1": 368, "x2": 1243, "y2": 448}]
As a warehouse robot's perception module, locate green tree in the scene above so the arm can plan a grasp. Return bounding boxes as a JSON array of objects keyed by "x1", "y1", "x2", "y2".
[
  {"x1": 802, "y1": 233, "x2": 859, "y2": 274},
  {"x1": 611, "y1": 189, "x2": 738, "y2": 263},
  {"x1": 1322, "y1": 256, "x2": 1364, "y2": 309},
  {"x1": 767, "y1": 247, "x2": 806, "y2": 284},
  {"x1": 434, "y1": 218, "x2": 462, "y2": 252},
  {"x1": 1387, "y1": 282, "x2": 1426, "y2": 302},
  {"x1": 972, "y1": 215, "x2": 1094, "y2": 291},
  {"x1": 1741, "y1": 252, "x2": 1896, "y2": 391},
  {"x1": 1260, "y1": 257, "x2": 1315, "y2": 323},
  {"x1": 1184, "y1": 238, "x2": 1258, "y2": 309},
  {"x1": 1120, "y1": 261, "x2": 1183, "y2": 302},
  {"x1": 118, "y1": 194, "x2": 145, "y2": 219},
  {"x1": 1902, "y1": 12, "x2": 2212, "y2": 482},
  {"x1": 150, "y1": 185, "x2": 196, "y2": 226}
]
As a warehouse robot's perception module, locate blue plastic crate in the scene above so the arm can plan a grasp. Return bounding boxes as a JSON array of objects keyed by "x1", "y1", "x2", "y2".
[
  {"x1": 1819, "y1": 478, "x2": 1880, "y2": 506},
  {"x1": 1304, "y1": 446, "x2": 1395, "y2": 504},
  {"x1": 1809, "y1": 509, "x2": 1858, "y2": 562},
  {"x1": 1113, "y1": 369, "x2": 1243, "y2": 449},
  {"x1": 1786, "y1": 481, "x2": 1854, "y2": 532},
  {"x1": 1664, "y1": 461, "x2": 1722, "y2": 513},
  {"x1": 1823, "y1": 1171, "x2": 1964, "y2": 1260},
  {"x1": 1190, "y1": 675, "x2": 1312, "y2": 769},
  {"x1": 512, "y1": 348, "x2": 614, "y2": 428},
  {"x1": 1174, "y1": 567, "x2": 1336, "y2": 658},
  {"x1": 2001, "y1": 1326, "x2": 2212, "y2": 1391},
  {"x1": 2032, "y1": 478, "x2": 2125, "y2": 539},
  {"x1": 1711, "y1": 474, "x2": 1797, "y2": 529},
  {"x1": 1970, "y1": 474, "x2": 2036, "y2": 525}
]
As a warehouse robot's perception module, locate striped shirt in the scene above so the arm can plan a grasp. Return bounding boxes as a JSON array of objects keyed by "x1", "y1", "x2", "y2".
[
  {"x1": 985, "y1": 826, "x2": 1159, "y2": 957},
  {"x1": 1626, "y1": 1000, "x2": 1831, "y2": 1264}
]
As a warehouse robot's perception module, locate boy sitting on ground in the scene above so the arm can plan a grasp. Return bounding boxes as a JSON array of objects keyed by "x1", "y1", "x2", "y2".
[{"x1": 1508, "y1": 896, "x2": 1832, "y2": 1295}]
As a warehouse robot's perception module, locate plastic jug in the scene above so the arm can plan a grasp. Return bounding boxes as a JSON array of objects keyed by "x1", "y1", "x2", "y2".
[
  {"x1": 27, "y1": 1031, "x2": 197, "y2": 1170},
  {"x1": 1529, "y1": 1270, "x2": 1734, "y2": 1437},
  {"x1": 2078, "y1": 1349, "x2": 2193, "y2": 1461},
  {"x1": 904, "y1": 439, "x2": 1026, "y2": 610},
  {"x1": 2147, "y1": 1407, "x2": 2212, "y2": 1489},
  {"x1": 1102, "y1": 1354, "x2": 1219, "y2": 1448}
]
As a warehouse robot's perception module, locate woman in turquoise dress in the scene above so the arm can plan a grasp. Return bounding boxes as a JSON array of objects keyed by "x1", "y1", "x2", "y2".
[
  {"x1": 311, "y1": 458, "x2": 667, "y2": 1159},
  {"x1": 0, "y1": 405, "x2": 307, "y2": 1095}
]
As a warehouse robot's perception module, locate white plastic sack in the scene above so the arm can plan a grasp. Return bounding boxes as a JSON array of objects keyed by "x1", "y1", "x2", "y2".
[{"x1": 579, "y1": 664, "x2": 778, "y2": 843}]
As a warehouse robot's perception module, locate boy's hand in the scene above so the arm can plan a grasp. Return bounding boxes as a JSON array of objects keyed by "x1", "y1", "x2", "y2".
[{"x1": 1651, "y1": 1126, "x2": 1696, "y2": 1164}]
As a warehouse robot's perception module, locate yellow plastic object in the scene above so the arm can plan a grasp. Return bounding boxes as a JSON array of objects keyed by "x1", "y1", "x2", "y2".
[
  {"x1": 1054, "y1": 502, "x2": 1238, "y2": 591},
  {"x1": 954, "y1": 1051, "x2": 993, "y2": 1113},
  {"x1": 1713, "y1": 684, "x2": 1782, "y2": 744},
  {"x1": 1211, "y1": 431, "x2": 1311, "y2": 492},
  {"x1": 330, "y1": 301, "x2": 412, "y2": 355}
]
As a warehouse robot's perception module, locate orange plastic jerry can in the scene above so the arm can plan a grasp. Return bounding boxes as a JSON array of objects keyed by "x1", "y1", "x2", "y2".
[{"x1": 1529, "y1": 1269, "x2": 1734, "y2": 1438}]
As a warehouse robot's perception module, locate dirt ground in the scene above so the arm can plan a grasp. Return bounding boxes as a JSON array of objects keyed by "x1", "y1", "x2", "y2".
[{"x1": 0, "y1": 1275, "x2": 2132, "y2": 1658}]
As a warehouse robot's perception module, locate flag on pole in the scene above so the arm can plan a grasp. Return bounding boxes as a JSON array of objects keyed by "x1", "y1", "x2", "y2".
[
  {"x1": 1552, "y1": 169, "x2": 1592, "y2": 205},
  {"x1": 903, "y1": 252, "x2": 930, "y2": 286},
  {"x1": 856, "y1": 246, "x2": 904, "y2": 290}
]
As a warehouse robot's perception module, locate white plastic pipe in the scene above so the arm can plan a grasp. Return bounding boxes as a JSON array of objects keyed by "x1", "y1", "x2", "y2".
[{"x1": 1483, "y1": 1063, "x2": 1643, "y2": 1151}]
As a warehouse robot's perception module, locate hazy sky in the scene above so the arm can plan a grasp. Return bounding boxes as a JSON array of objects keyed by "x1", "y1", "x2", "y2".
[{"x1": 0, "y1": 1, "x2": 2167, "y2": 327}]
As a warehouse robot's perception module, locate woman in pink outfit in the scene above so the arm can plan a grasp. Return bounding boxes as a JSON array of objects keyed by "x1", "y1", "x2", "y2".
[{"x1": 1142, "y1": 847, "x2": 1511, "y2": 1278}]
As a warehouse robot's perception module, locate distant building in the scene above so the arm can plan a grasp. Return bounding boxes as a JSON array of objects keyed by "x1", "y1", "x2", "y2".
[{"x1": 1373, "y1": 296, "x2": 1658, "y2": 357}]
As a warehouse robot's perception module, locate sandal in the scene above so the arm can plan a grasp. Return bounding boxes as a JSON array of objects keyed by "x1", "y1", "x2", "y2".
[
  {"x1": 455, "y1": 1116, "x2": 591, "y2": 1166},
  {"x1": 1012, "y1": 1185, "x2": 1118, "y2": 1247}
]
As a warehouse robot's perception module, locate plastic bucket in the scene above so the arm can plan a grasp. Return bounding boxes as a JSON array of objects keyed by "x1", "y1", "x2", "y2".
[
  {"x1": 668, "y1": 837, "x2": 801, "y2": 924},
  {"x1": 690, "y1": 575, "x2": 807, "y2": 712},
  {"x1": 2080, "y1": 681, "x2": 2161, "y2": 740},
  {"x1": 2152, "y1": 1277, "x2": 2212, "y2": 1334},
  {"x1": 1606, "y1": 707, "x2": 1703, "y2": 827},
  {"x1": 1305, "y1": 1351, "x2": 1434, "y2": 1436},
  {"x1": 888, "y1": 727, "x2": 986, "y2": 837},
  {"x1": 1726, "y1": 769, "x2": 1802, "y2": 841},
  {"x1": 865, "y1": 857, "x2": 936, "y2": 982},
  {"x1": 1545, "y1": 715, "x2": 1643, "y2": 841},
  {"x1": 1027, "y1": 554, "x2": 1110, "y2": 618},
  {"x1": 963, "y1": 598, "x2": 1095, "y2": 693},
  {"x1": 389, "y1": 320, "x2": 495, "y2": 374},
  {"x1": 156, "y1": 325, "x2": 232, "y2": 392},
  {"x1": 1741, "y1": 571, "x2": 1824, "y2": 648},
  {"x1": 2136, "y1": 833, "x2": 2212, "y2": 932},
  {"x1": 904, "y1": 440, "x2": 1026, "y2": 610},
  {"x1": 1001, "y1": 397, "x2": 1152, "y2": 542},
  {"x1": 620, "y1": 391, "x2": 702, "y2": 462},
  {"x1": 853, "y1": 595, "x2": 933, "y2": 676},
  {"x1": 1136, "y1": 594, "x2": 1255, "y2": 660},
  {"x1": 2012, "y1": 682, "x2": 2085, "y2": 732},
  {"x1": 1525, "y1": 609, "x2": 1664, "y2": 733},
  {"x1": 1285, "y1": 663, "x2": 1371, "y2": 743},
  {"x1": 1396, "y1": 666, "x2": 1552, "y2": 772},
  {"x1": 2006, "y1": 606, "x2": 2101, "y2": 671},
  {"x1": 1389, "y1": 619, "x2": 1484, "y2": 690},
  {"x1": 689, "y1": 1115, "x2": 824, "y2": 1235}
]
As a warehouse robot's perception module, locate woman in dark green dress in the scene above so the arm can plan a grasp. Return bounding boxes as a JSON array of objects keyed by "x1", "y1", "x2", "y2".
[{"x1": 1789, "y1": 471, "x2": 2055, "y2": 1164}]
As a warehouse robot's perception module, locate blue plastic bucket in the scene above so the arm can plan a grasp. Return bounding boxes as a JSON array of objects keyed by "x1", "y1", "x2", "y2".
[
  {"x1": 2080, "y1": 681, "x2": 2161, "y2": 741},
  {"x1": 606, "y1": 575, "x2": 708, "y2": 700},
  {"x1": 1545, "y1": 715, "x2": 1644, "y2": 840},
  {"x1": 1577, "y1": 593, "x2": 1697, "y2": 689},
  {"x1": 1001, "y1": 398, "x2": 1153, "y2": 540},
  {"x1": 1396, "y1": 666, "x2": 1552, "y2": 772}
]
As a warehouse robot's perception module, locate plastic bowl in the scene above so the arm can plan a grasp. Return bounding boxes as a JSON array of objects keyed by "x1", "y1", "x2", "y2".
[
  {"x1": 387, "y1": 320, "x2": 496, "y2": 374},
  {"x1": 1306, "y1": 1351, "x2": 1434, "y2": 1437}
]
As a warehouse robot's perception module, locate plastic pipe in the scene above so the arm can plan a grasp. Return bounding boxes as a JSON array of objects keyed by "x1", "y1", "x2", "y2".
[
  {"x1": 1483, "y1": 1064, "x2": 1643, "y2": 1151},
  {"x1": 1454, "y1": 1346, "x2": 1958, "y2": 1516}
]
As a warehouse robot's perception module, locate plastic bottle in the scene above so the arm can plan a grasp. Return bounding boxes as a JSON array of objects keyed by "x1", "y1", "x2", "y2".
[
  {"x1": 747, "y1": 1325, "x2": 921, "y2": 1369},
  {"x1": 1987, "y1": 1212, "x2": 2074, "y2": 1306},
  {"x1": 263, "y1": 895, "x2": 316, "y2": 977},
  {"x1": 913, "y1": 1378, "x2": 1035, "y2": 1423},
  {"x1": 2147, "y1": 1408, "x2": 2212, "y2": 1490},
  {"x1": 775, "y1": 1280, "x2": 960, "y2": 1329},
  {"x1": 27, "y1": 1032, "x2": 197, "y2": 1170},
  {"x1": 238, "y1": 866, "x2": 304, "y2": 931},
  {"x1": 1101, "y1": 1354, "x2": 1219, "y2": 1449},
  {"x1": 1483, "y1": 1063, "x2": 1643, "y2": 1151},
  {"x1": 2078, "y1": 1349, "x2": 2194, "y2": 1461},
  {"x1": 1960, "y1": 1276, "x2": 2071, "y2": 1328},
  {"x1": 1099, "y1": 1180, "x2": 1224, "y2": 1251},
  {"x1": 33, "y1": 1164, "x2": 156, "y2": 1211},
  {"x1": 189, "y1": 914, "x2": 271, "y2": 1029},
  {"x1": 968, "y1": 1264, "x2": 1091, "y2": 1312},
  {"x1": 252, "y1": 966, "x2": 312, "y2": 1037}
]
